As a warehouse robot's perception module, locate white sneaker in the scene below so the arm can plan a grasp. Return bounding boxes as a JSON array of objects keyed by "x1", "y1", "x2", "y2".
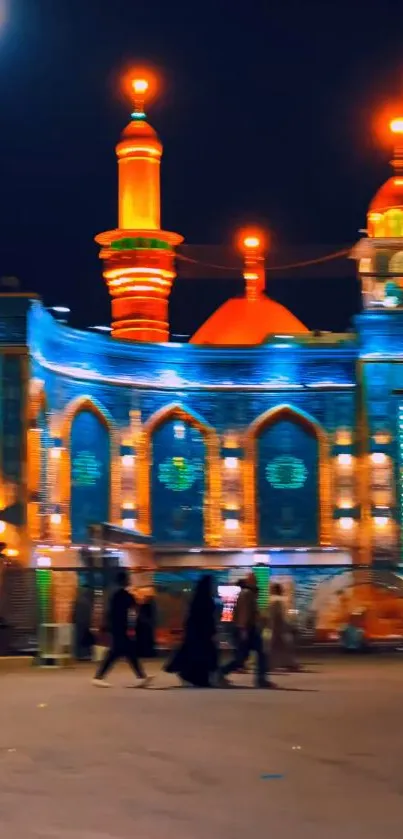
[{"x1": 92, "y1": 678, "x2": 111, "y2": 688}]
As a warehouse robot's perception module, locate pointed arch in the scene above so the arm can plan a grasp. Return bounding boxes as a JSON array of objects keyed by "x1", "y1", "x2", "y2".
[
  {"x1": 244, "y1": 403, "x2": 331, "y2": 546},
  {"x1": 60, "y1": 396, "x2": 119, "y2": 539},
  {"x1": 138, "y1": 403, "x2": 221, "y2": 546},
  {"x1": 61, "y1": 395, "x2": 114, "y2": 441}
]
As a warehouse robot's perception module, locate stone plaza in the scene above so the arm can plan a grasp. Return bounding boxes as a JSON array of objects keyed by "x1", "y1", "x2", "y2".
[{"x1": 0, "y1": 657, "x2": 402, "y2": 838}]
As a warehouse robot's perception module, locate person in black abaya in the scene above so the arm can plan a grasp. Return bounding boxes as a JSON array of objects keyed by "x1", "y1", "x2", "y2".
[{"x1": 164, "y1": 575, "x2": 218, "y2": 687}]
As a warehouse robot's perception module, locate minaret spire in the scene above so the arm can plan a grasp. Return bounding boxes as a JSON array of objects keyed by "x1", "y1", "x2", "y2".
[
  {"x1": 95, "y1": 71, "x2": 183, "y2": 342},
  {"x1": 240, "y1": 231, "x2": 266, "y2": 301}
]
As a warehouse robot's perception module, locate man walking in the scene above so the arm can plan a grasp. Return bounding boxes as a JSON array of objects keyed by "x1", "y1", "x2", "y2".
[
  {"x1": 220, "y1": 572, "x2": 275, "y2": 688},
  {"x1": 93, "y1": 569, "x2": 149, "y2": 688}
]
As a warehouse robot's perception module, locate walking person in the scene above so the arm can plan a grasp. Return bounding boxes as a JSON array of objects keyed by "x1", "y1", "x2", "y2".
[
  {"x1": 268, "y1": 583, "x2": 299, "y2": 671},
  {"x1": 92, "y1": 569, "x2": 149, "y2": 688},
  {"x1": 219, "y1": 572, "x2": 276, "y2": 688},
  {"x1": 164, "y1": 574, "x2": 218, "y2": 687}
]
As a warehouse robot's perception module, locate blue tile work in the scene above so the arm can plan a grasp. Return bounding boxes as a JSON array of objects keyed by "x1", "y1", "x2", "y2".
[
  {"x1": 28, "y1": 302, "x2": 357, "y2": 437},
  {"x1": 0, "y1": 293, "x2": 399, "y2": 558}
]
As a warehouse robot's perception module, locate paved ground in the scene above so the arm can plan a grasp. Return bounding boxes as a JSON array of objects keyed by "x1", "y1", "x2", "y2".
[{"x1": 0, "y1": 657, "x2": 403, "y2": 838}]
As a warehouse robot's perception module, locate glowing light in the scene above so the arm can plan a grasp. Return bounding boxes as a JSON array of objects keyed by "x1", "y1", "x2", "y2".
[
  {"x1": 122, "y1": 518, "x2": 136, "y2": 530},
  {"x1": 224, "y1": 457, "x2": 238, "y2": 470},
  {"x1": 122, "y1": 455, "x2": 134, "y2": 467},
  {"x1": 338, "y1": 499, "x2": 354, "y2": 510},
  {"x1": 5, "y1": 549, "x2": 19, "y2": 557},
  {"x1": 116, "y1": 145, "x2": 160, "y2": 158},
  {"x1": 51, "y1": 447, "x2": 61, "y2": 459},
  {"x1": 266, "y1": 455, "x2": 308, "y2": 489},
  {"x1": 0, "y1": 521, "x2": 5, "y2": 534},
  {"x1": 50, "y1": 513, "x2": 61, "y2": 525},
  {"x1": 374, "y1": 516, "x2": 388, "y2": 527},
  {"x1": 390, "y1": 118, "x2": 403, "y2": 134},
  {"x1": 337, "y1": 453, "x2": 353, "y2": 466},
  {"x1": 225, "y1": 519, "x2": 239, "y2": 531},
  {"x1": 335, "y1": 430, "x2": 352, "y2": 445},
  {"x1": 339, "y1": 518, "x2": 354, "y2": 531},
  {"x1": 174, "y1": 421, "x2": 186, "y2": 440},
  {"x1": 132, "y1": 79, "x2": 149, "y2": 95},
  {"x1": 91, "y1": 325, "x2": 112, "y2": 332},
  {"x1": 371, "y1": 452, "x2": 387, "y2": 465},
  {"x1": 243, "y1": 235, "x2": 261, "y2": 249},
  {"x1": 123, "y1": 501, "x2": 135, "y2": 510},
  {"x1": 159, "y1": 370, "x2": 183, "y2": 387},
  {"x1": 50, "y1": 306, "x2": 70, "y2": 314},
  {"x1": 158, "y1": 457, "x2": 202, "y2": 491},
  {"x1": 37, "y1": 556, "x2": 51, "y2": 568}
]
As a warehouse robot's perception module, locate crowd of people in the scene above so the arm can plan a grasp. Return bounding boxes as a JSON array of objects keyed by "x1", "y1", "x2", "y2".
[{"x1": 91, "y1": 569, "x2": 299, "y2": 689}]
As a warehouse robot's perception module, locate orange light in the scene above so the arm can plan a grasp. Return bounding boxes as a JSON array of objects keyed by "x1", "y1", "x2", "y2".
[
  {"x1": 390, "y1": 118, "x2": 403, "y2": 134},
  {"x1": 120, "y1": 66, "x2": 160, "y2": 106},
  {"x1": 237, "y1": 227, "x2": 268, "y2": 255},
  {"x1": 132, "y1": 78, "x2": 149, "y2": 95},
  {"x1": 243, "y1": 235, "x2": 260, "y2": 249}
]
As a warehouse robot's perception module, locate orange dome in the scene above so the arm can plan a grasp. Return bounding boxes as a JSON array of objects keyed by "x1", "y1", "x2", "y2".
[
  {"x1": 190, "y1": 294, "x2": 308, "y2": 345},
  {"x1": 369, "y1": 177, "x2": 403, "y2": 213},
  {"x1": 116, "y1": 118, "x2": 162, "y2": 159},
  {"x1": 119, "y1": 118, "x2": 161, "y2": 144}
]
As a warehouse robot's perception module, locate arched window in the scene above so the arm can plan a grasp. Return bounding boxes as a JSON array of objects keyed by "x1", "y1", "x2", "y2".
[
  {"x1": 70, "y1": 409, "x2": 111, "y2": 543},
  {"x1": 255, "y1": 412, "x2": 320, "y2": 546},
  {"x1": 151, "y1": 418, "x2": 206, "y2": 544}
]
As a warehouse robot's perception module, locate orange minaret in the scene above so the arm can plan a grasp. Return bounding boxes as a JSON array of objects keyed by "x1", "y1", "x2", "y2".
[
  {"x1": 95, "y1": 77, "x2": 183, "y2": 341},
  {"x1": 239, "y1": 231, "x2": 266, "y2": 301}
]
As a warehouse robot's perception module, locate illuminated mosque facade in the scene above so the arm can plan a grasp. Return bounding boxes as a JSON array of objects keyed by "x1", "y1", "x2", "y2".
[{"x1": 2, "y1": 81, "x2": 403, "y2": 639}]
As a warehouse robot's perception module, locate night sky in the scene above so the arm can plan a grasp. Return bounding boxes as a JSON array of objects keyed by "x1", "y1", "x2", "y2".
[{"x1": 0, "y1": 0, "x2": 402, "y2": 335}]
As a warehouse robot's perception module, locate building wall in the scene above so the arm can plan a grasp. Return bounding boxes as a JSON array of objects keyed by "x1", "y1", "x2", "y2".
[
  {"x1": 27, "y1": 301, "x2": 360, "y2": 555},
  {"x1": 0, "y1": 296, "x2": 32, "y2": 564}
]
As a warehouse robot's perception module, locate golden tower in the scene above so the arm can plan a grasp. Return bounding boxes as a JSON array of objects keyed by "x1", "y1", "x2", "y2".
[{"x1": 95, "y1": 77, "x2": 183, "y2": 341}]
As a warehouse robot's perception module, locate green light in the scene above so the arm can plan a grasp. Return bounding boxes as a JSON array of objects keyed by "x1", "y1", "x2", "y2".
[
  {"x1": 266, "y1": 455, "x2": 308, "y2": 490},
  {"x1": 158, "y1": 456, "x2": 202, "y2": 492},
  {"x1": 111, "y1": 237, "x2": 170, "y2": 252},
  {"x1": 36, "y1": 569, "x2": 52, "y2": 622},
  {"x1": 72, "y1": 451, "x2": 102, "y2": 487}
]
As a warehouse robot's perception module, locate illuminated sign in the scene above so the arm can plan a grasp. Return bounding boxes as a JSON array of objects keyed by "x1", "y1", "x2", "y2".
[
  {"x1": 265, "y1": 455, "x2": 308, "y2": 490},
  {"x1": 72, "y1": 451, "x2": 102, "y2": 487},
  {"x1": 158, "y1": 456, "x2": 202, "y2": 492}
]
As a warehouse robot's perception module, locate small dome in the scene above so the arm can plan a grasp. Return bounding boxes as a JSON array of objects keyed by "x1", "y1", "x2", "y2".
[
  {"x1": 116, "y1": 118, "x2": 162, "y2": 157},
  {"x1": 120, "y1": 118, "x2": 161, "y2": 143},
  {"x1": 369, "y1": 177, "x2": 403, "y2": 213},
  {"x1": 190, "y1": 294, "x2": 308, "y2": 345}
]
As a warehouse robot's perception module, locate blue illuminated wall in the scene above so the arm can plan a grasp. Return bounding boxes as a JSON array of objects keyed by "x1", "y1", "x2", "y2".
[
  {"x1": 70, "y1": 410, "x2": 110, "y2": 543},
  {"x1": 38, "y1": 407, "x2": 49, "y2": 527},
  {"x1": 151, "y1": 419, "x2": 205, "y2": 544},
  {"x1": 257, "y1": 418, "x2": 319, "y2": 545}
]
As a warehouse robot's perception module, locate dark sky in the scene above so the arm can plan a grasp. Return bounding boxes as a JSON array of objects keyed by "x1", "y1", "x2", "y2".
[{"x1": 0, "y1": 0, "x2": 402, "y2": 334}]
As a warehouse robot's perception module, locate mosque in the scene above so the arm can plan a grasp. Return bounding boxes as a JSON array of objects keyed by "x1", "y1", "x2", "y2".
[{"x1": 2, "y1": 80, "x2": 403, "y2": 645}]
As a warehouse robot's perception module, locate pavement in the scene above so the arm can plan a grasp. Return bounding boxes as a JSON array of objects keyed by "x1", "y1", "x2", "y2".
[{"x1": 0, "y1": 657, "x2": 403, "y2": 838}]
